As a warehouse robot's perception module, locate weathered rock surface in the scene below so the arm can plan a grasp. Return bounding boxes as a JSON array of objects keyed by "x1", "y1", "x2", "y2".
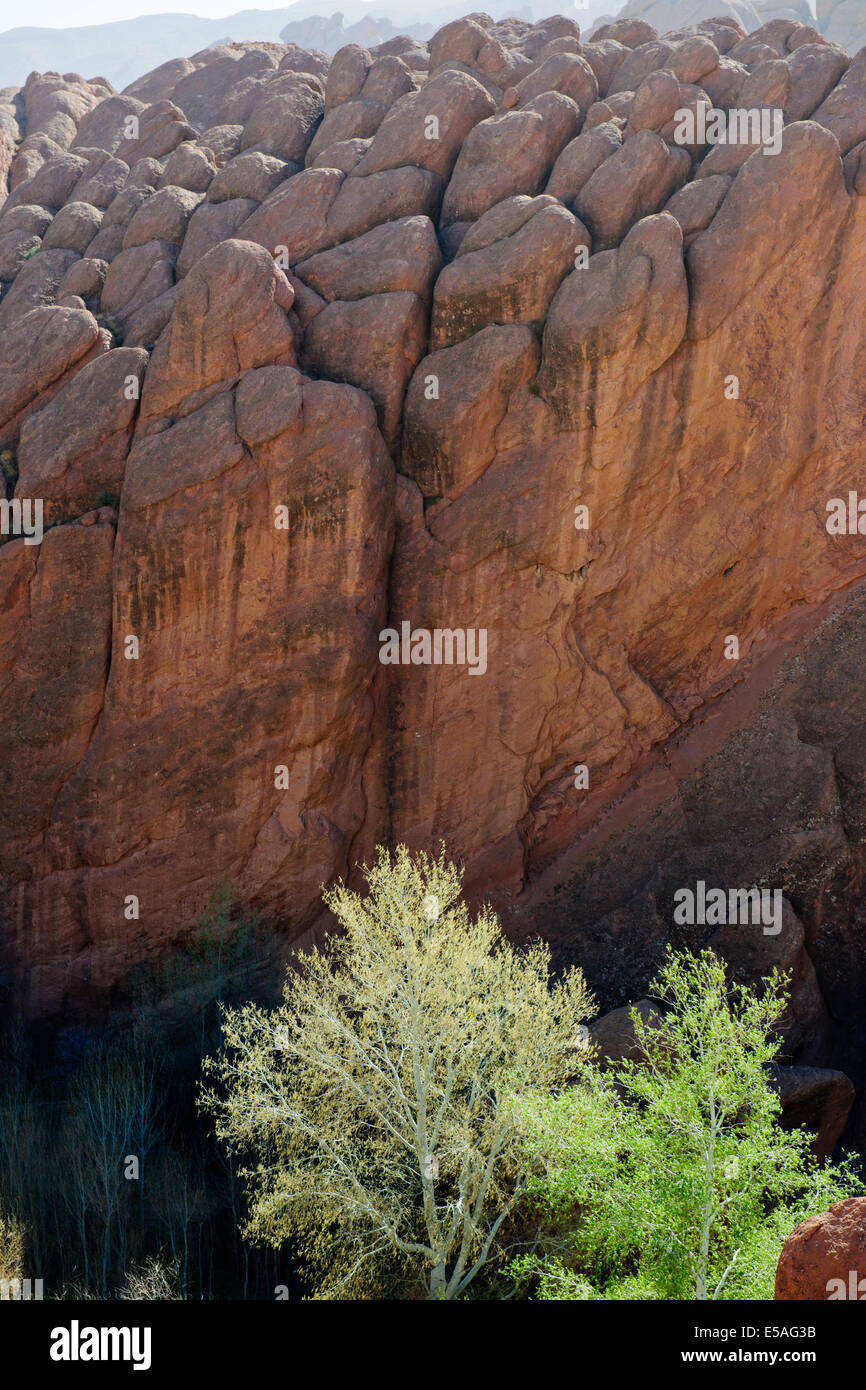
[
  {"x1": 587, "y1": 999, "x2": 662, "y2": 1066},
  {"x1": 15, "y1": 347, "x2": 147, "y2": 522},
  {"x1": 441, "y1": 93, "x2": 582, "y2": 224},
  {"x1": 776, "y1": 1197, "x2": 866, "y2": 1298},
  {"x1": 771, "y1": 1065, "x2": 855, "y2": 1158},
  {"x1": 300, "y1": 288, "x2": 426, "y2": 447},
  {"x1": 3, "y1": 17, "x2": 866, "y2": 1172},
  {"x1": 574, "y1": 128, "x2": 690, "y2": 247},
  {"x1": 402, "y1": 322, "x2": 540, "y2": 500},
  {"x1": 295, "y1": 213, "x2": 440, "y2": 304}
]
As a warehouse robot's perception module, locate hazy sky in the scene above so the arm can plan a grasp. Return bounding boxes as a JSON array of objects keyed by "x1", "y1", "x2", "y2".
[
  {"x1": 0, "y1": 0, "x2": 371, "y2": 27},
  {"x1": 0, "y1": 0, "x2": 600, "y2": 35}
]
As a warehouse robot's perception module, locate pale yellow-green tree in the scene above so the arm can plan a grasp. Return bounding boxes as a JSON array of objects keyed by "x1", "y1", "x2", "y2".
[
  {"x1": 0, "y1": 1207, "x2": 24, "y2": 1285},
  {"x1": 201, "y1": 845, "x2": 595, "y2": 1299},
  {"x1": 121, "y1": 1254, "x2": 183, "y2": 1300}
]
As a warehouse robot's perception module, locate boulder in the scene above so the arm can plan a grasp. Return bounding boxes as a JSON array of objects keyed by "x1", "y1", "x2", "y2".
[
  {"x1": 666, "y1": 35, "x2": 720, "y2": 85},
  {"x1": 592, "y1": 18, "x2": 658, "y2": 49},
  {"x1": 352, "y1": 68, "x2": 495, "y2": 181},
  {"x1": 171, "y1": 57, "x2": 251, "y2": 131},
  {"x1": 0, "y1": 305, "x2": 106, "y2": 447},
  {"x1": 158, "y1": 141, "x2": 217, "y2": 192},
  {"x1": 68, "y1": 155, "x2": 130, "y2": 209},
  {"x1": 304, "y1": 99, "x2": 388, "y2": 166},
  {"x1": 56, "y1": 256, "x2": 108, "y2": 304},
  {"x1": 295, "y1": 214, "x2": 441, "y2": 303},
  {"x1": 430, "y1": 197, "x2": 584, "y2": 348},
  {"x1": 628, "y1": 69, "x2": 681, "y2": 133},
  {"x1": 663, "y1": 173, "x2": 730, "y2": 243},
  {"x1": 137, "y1": 238, "x2": 295, "y2": 424},
  {"x1": 199, "y1": 124, "x2": 244, "y2": 165},
  {"x1": 176, "y1": 197, "x2": 258, "y2": 278},
  {"x1": 41, "y1": 201, "x2": 103, "y2": 253},
  {"x1": 240, "y1": 73, "x2": 325, "y2": 163},
  {"x1": 608, "y1": 39, "x2": 675, "y2": 97},
  {"x1": 442, "y1": 92, "x2": 582, "y2": 224},
  {"x1": 575, "y1": 129, "x2": 691, "y2": 250},
  {"x1": 0, "y1": 219, "x2": 48, "y2": 280},
  {"x1": 300, "y1": 290, "x2": 427, "y2": 448},
  {"x1": 512, "y1": 52, "x2": 598, "y2": 112},
  {"x1": 206, "y1": 151, "x2": 289, "y2": 203},
  {"x1": 587, "y1": 999, "x2": 663, "y2": 1066},
  {"x1": 545, "y1": 120, "x2": 623, "y2": 206},
  {"x1": 579, "y1": 39, "x2": 629, "y2": 99},
  {"x1": 771, "y1": 1065, "x2": 855, "y2": 1159},
  {"x1": 325, "y1": 44, "x2": 372, "y2": 110},
  {"x1": 812, "y1": 77, "x2": 866, "y2": 153},
  {"x1": 115, "y1": 100, "x2": 196, "y2": 164},
  {"x1": 0, "y1": 247, "x2": 80, "y2": 329},
  {"x1": 122, "y1": 56, "x2": 196, "y2": 107},
  {"x1": 101, "y1": 239, "x2": 176, "y2": 326},
  {"x1": 309, "y1": 137, "x2": 371, "y2": 174},
  {"x1": 16, "y1": 347, "x2": 148, "y2": 523},
  {"x1": 121, "y1": 185, "x2": 203, "y2": 250},
  {"x1": 238, "y1": 166, "x2": 343, "y2": 260},
  {"x1": 3, "y1": 153, "x2": 87, "y2": 213},
  {"x1": 72, "y1": 95, "x2": 144, "y2": 154},
  {"x1": 322, "y1": 165, "x2": 442, "y2": 247},
  {"x1": 776, "y1": 1198, "x2": 866, "y2": 1299},
  {"x1": 785, "y1": 44, "x2": 849, "y2": 122},
  {"x1": 403, "y1": 322, "x2": 539, "y2": 501},
  {"x1": 539, "y1": 211, "x2": 688, "y2": 427}
]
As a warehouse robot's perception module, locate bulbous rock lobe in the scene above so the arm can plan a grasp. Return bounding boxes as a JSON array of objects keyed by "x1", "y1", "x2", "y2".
[
  {"x1": 539, "y1": 210, "x2": 688, "y2": 427},
  {"x1": 138, "y1": 236, "x2": 296, "y2": 425}
]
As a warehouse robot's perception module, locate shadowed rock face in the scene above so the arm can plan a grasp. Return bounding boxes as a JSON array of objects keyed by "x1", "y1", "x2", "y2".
[{"x1": 3, "y1": 13, "x2": 866, "y2": 1146}]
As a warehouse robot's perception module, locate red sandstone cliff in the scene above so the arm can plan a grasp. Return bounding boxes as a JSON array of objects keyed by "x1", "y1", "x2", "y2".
[{"x1": 3, "y1": 14, "x2": 866, "y2": 1147}]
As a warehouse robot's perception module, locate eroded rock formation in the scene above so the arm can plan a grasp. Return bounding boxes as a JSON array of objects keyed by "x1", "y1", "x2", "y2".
[{"x1": 2, "y1": 12, "x2": 866, "y2": 1148}]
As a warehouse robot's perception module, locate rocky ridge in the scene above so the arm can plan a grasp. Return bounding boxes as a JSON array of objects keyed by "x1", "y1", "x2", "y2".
[{"x1": 2, "y1": 12, "x2": 866, "y2": 1149}]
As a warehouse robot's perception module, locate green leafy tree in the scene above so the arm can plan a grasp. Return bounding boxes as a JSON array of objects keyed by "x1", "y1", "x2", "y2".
[
  {"x1": 514, "y1": 949, "x2": 864, "y2": 1301},
  {"x1": 201, "y1": 845, "x2": 595, "y2": 1299}
]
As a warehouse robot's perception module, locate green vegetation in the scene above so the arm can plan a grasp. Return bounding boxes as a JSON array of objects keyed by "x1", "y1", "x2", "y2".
[
  {"x1": 204, "y1": 852, "x2": 863, "y2": 1301},
  {"x1": 510, "y1": 949, "x2": 863, "y2": 1301},
  {"x1": 201, "y1": 845, "x2": 595, "y2": 1300},
  {"x1": 2, "y1": 850, "x2": 860, "y2": 1301}
]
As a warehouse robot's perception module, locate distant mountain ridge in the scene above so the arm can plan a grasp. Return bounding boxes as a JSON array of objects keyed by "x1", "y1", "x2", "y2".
[
  {"x1": 4, "y1": 0, "x2": 850, "y2": 97},
  {"x1": 279, "y1": 11, "x2": 433, "y2": 53},
  {"x1": 0, "y1": 2, "x2": 563, "y2": 90}
]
